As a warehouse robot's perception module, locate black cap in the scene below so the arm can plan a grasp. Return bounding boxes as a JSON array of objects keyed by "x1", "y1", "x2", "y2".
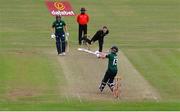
[
  {"x1": 80, "y1": 7, "x2": 86, "y2": 11},
  {"x1": 111, "y1": 46, "x2": 118, "y2": 53}
]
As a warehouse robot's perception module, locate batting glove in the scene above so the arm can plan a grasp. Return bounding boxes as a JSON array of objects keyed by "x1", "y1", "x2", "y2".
[
  {"x1": 66, "y1": 32, "x2": 69, "y2": 37},
  {"x1": 65, "y1": 36, "x2": 68, "y2": 41},
  {"x1": 51, "y1": 33, "x2": 55, "y2": 39}
]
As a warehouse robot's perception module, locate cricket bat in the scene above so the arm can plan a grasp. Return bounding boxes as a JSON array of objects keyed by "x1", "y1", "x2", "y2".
[{"x1": 65, "y1": 35, "x2": 69, "y2": 52}]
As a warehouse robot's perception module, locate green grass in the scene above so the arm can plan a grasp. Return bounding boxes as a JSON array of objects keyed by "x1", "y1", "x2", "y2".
[
  {"x1": 1, "y1": 101, "x2": 180, "y2": 111},
  {"x1": 0, "y1": 0, "x2": 180, "y2": 110},
  {"x1": 123, "y1": 48, "x2": 180, "y2": 100},
  {"x1": 0, "y1": 50, "x2": 65, "y2": 103}
]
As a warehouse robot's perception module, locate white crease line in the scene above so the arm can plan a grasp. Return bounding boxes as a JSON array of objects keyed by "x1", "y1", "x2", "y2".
[{"x1": 77, "y1": 93, "x2": 82, "y2": 103}]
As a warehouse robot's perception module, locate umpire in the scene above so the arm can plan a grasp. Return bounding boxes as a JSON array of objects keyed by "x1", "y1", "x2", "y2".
[
  {"x1": 51, "y1": 15, "x2": 68, "y2": 56},
  {"x1": 77, "y1": 7, "x2": 89, "y2": 45}
]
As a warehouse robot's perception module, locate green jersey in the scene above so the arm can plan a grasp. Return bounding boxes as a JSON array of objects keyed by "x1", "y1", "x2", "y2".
[
  {"x1": 106, "y1": 52, "x2": 118, "y2": 72},
  {"x1": 52, "y1": 20, "x2": 66, "y2": 35}
]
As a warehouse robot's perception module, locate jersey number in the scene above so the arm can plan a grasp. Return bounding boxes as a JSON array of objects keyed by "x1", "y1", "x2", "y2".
[{"x1": 113, "y1": 58, "x2": 118, "y2": 65}]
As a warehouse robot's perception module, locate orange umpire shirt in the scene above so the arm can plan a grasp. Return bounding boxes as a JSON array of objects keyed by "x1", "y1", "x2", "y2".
[{"x1": 77, "y1": 14, "x2": 89, "y2": 25}]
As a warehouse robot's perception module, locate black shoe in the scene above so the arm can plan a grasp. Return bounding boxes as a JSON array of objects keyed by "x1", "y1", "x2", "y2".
[
  {"x1": 99, "y1": 86, "x2": 104, "y2": 92},
  {"x1": 88, "y1": 41, "x2": 91, "y2": 45},
  {"x1": 99, "y1": 87, "x2": 103, "y2": 92}
]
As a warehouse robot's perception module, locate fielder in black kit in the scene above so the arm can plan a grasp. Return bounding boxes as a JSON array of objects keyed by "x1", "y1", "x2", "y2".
[{"x1": 82, "y1": 26, "x2": 109, "y2": 52}]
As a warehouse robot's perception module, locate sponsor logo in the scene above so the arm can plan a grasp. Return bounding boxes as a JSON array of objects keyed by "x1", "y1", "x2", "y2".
[
  {"x1": 45, "y1": 1, "x2": 75, "y2": 16},
  {"x1": 54, "y1": 2, "x2": 65, "y2": 10},
  {"x1": 51, "y1": 10, "x2": 75, "y2": 16}
]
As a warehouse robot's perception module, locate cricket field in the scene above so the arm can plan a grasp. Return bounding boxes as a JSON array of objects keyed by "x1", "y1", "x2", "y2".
[{"x1": 0, "y1": 0, "x2": 180, "y2": 110}]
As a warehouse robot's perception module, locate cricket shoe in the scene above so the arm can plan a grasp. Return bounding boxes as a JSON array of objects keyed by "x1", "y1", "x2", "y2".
[
  {"x1": 62, "y1": 52, "x2": 66, "y2": 56},
  {"x1": 58, "y1": 53, "x2": 63, "y2": 56},
  {"x1": 99, "y1": 85, "x2": 105, "y2": 93},
  {"x1": 99, "y1": 87, "x2": 103, "y2": 93}
]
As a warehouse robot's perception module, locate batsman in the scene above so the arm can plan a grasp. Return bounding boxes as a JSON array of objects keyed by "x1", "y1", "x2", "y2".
[
  {"x1": 51, "y1": 15, "x2": 69, "y2": 55},
  {"x1": 99, "y1": 46, "x2": 118, "y2": 92}
]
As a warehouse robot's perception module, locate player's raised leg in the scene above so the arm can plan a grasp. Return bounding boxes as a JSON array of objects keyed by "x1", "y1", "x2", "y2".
[{"x1": 99, "y1": 70, "x2": 111, "y2": 92}]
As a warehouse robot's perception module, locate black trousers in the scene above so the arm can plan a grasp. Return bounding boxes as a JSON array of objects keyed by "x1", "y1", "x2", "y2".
[
  {"x1": 99, "y1": 69, "x2": 117, "y2": 91},
  {"x1": 81, "y1": 35, "x2": 104, "y2": 52},
  {"x1": 79, "y1": 24, "x2": 87, "y2": 45},
  {"x1": 98, "y1": 40, "x2": 103, "y2": 52},
  {"x1": 55, "y1": 34, "x2": 65, "y2": 54},
  {"x1": 102, "y1": 70, "x2": 117, "y2": 85}
]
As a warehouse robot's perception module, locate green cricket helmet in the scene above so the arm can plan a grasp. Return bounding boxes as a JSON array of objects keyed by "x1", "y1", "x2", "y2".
[
  {"x1": 111, "y1": 46, "x2": 118, "y2": 53},
  {"x1": 56, "y1": 15, "x2": 61, "y2": 21}
]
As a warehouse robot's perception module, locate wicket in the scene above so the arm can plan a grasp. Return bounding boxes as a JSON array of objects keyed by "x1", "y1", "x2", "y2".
[{"x1": 113, "y1": 76, "x2": 121, "y2": 98}]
